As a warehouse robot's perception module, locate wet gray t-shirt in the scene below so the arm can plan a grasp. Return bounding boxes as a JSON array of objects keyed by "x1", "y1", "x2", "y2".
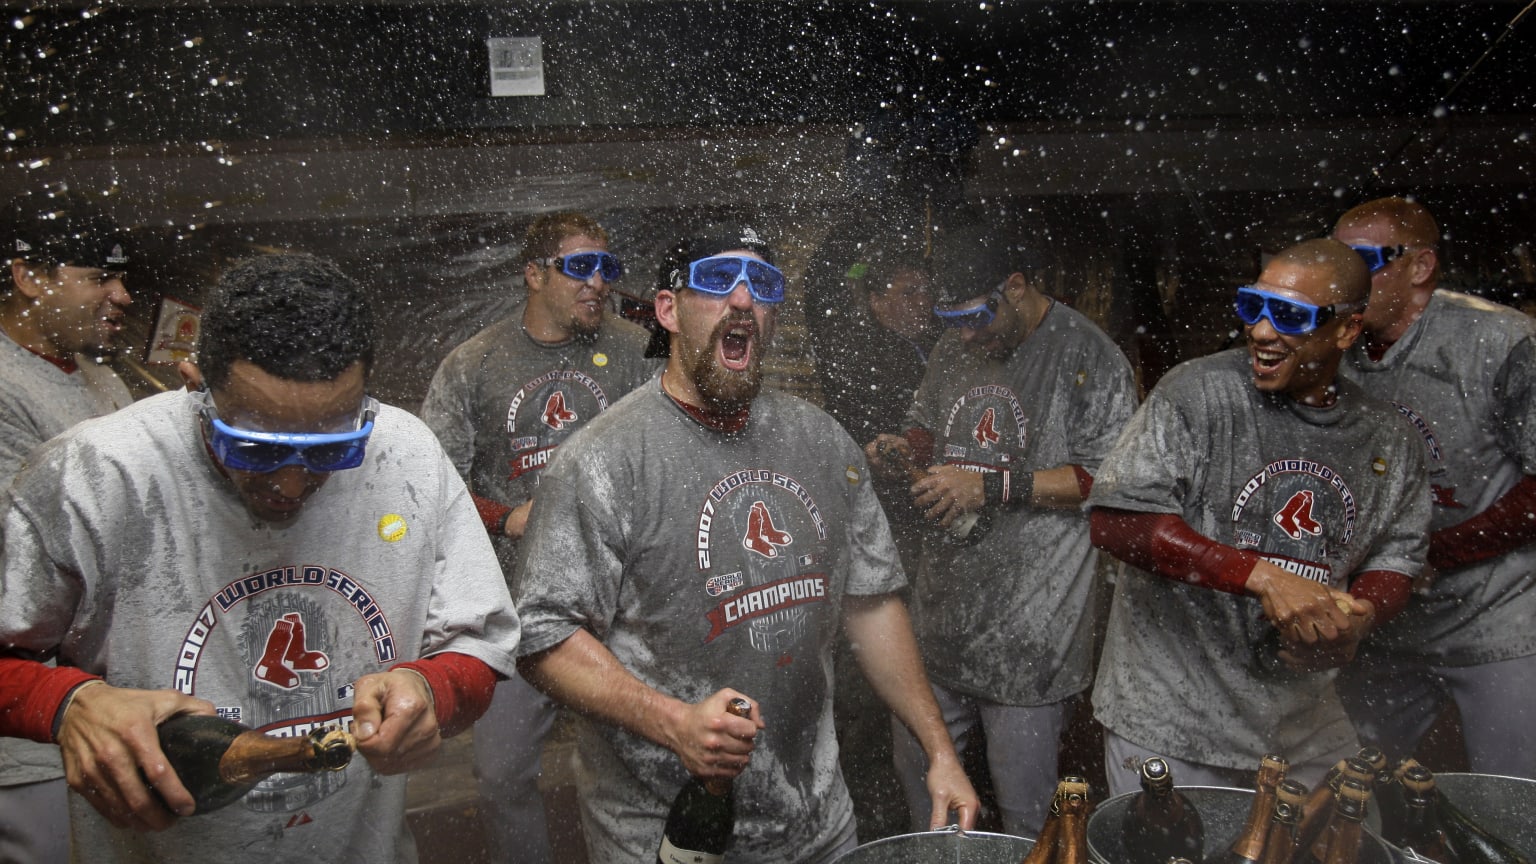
[
  {"x1": 419, "y1": 305, "x2": 659, "y2": 576},
  {"x1": 0, "y1": 388, "x2": 521, "y2": 864},
  {"x1": 515, "y1": 381, "x2": 904, "y2": 864},
  {"x1": 1090, "y1": 349, "x2": 1428, "y2": 771},
  {"x1": 0, "y1": 331, "x2": 132, "y2": 786},
  {"x1": 906, "y1": 302, "x2": 1136, "y2": 705},
  {"x1": 1339, "y1": 290, "x2": 1536, "y2": 665}
]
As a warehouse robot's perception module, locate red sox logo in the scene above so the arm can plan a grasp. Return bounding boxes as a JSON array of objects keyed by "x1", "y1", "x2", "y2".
[
  {"x1": 541, "y1": 391, "x2": 578, "y2": 430},
  {"x1": 742, "y1": 500, "x2": 793, "y2": 558},
  {"x1": 1273, "y1": 490, "x2": 1324, "y2": 540},
  {"x1": 973, "y1": 408, "x2": 1001, "y2": 449},
  {"x1": 253, "y1": 612, "x2": 330, "y2": 690}
]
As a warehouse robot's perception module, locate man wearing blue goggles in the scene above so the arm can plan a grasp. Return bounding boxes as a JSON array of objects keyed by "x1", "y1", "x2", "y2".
[
  {"x1": 533, "y1": 250, "x2": 624, "y2": 284},
  {"x1": 195, "y1": 388, "x2": 379, "y2": 473},
  {"x1": 1346, "y1": 244, "x2": 1409, "y2": 274},
  {"x1": 677, "y1": 254, "x2": 787, "y2": 304},
  {"x1": 1234, "y1": 285, "x2": 1363, "y2": 336}
]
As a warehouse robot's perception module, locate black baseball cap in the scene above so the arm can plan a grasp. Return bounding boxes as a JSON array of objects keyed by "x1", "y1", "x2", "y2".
[
  {"x1": 930, "y1": 223, "x2": 1038, "y2": 305},
  {"x1": 3, "y1": 195, "x2": 131, "y2": 270}
]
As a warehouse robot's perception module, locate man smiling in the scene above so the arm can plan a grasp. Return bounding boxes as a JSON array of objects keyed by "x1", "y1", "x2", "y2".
[
  {"x1": 1087, "y1": 238, "x2": 1429, "y2": 795},
  {"x1": 513, "y1": 223, "x2": 976, "y2": 864}
]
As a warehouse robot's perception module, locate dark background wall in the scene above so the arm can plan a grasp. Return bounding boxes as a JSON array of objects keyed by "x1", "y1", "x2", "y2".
[{"x1": 4, "y1": 0, "x2": 1534, "y2": 406}]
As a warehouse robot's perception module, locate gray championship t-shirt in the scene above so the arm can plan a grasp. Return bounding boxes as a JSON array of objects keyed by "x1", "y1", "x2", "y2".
[
  {"x1": 515, "y1": 381, "x2": 905, "y2": 864},
  {"x1": 1090, "y1": 349, "x2": 1428, "y2": 771},
  {"x1": 1339, "y1": 290, "x2": 1536, "y2": 665},
  {"x1": 0, "y1": 331, "x2": 133, "y2": 787},
  {"x1": 0, "y1": 388, "x2": 521, "y2": 864},
  {"x1": 419, "y1": 305, "x2": 659, "y2": 576},
  {"x1": 906, "y1": 301, "x2": 1137, "y2": 705}
]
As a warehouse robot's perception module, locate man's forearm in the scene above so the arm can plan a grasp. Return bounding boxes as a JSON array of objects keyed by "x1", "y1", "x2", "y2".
[
  {"x1": 840, "y1": 593, "x2": 956, "y2": 763},
  {"x1": 516, "y1": 628, "x2": 686, "y2": 751},
  {"x1": 0, "y1": 654, "x2": 100, "y2": 742}
]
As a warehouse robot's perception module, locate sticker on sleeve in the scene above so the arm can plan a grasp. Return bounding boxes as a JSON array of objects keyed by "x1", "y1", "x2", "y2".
[
  {"x1": 378, "y1": 513, "x2": 408, "y2": 542},
  {"x1": 845, "y1": 465, "x2": 860, "y2": 484},
  {"x1": 1371, "y1": 457, "x2": 1387, "y2": 475}
]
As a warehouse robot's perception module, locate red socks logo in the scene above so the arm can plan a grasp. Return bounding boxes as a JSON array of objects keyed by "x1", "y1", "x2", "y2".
[
  {"x1": 973, "y1": 408, "x2": 1000, "y2": 448},
  {"x1": 541, "y1": 391, "x2": 578, "y2": 430},
  {"x1": 1273, "y1": 490, "x2": 1324, "y2": 540},
  {"x1": 254, "y1": 612, "x2": 330, "y2": 690},
  {"x1": 742, "y1": 500, "x2": 793, "y2": 558}
]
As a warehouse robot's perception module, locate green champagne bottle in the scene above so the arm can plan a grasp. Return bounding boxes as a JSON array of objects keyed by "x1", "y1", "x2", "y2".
[
  {"x1": 157, "y1": 714, "x2": 354, "y2": 814},
  {"x1": 655, "y1": 697, "x2": 754, "y2": 864}
]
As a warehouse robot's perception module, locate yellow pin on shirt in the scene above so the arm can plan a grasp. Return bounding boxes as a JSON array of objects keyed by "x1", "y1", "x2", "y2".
[
  {"x1": 378, "y1": 513, "x2": 408, "y2": 542},
  {"x1": 593, "y1": 352, "x2": 610, "y2": 367}
]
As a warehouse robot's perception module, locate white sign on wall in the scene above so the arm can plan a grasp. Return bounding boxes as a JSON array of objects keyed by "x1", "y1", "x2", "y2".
[{"x1": 487, "y1": 37, "x2": 545, "y2": 97}]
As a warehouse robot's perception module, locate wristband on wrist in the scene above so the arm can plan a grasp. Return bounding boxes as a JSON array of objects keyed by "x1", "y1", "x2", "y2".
[{"x1": 983, "y1": 466, "x2": 1034, "y2": 509}]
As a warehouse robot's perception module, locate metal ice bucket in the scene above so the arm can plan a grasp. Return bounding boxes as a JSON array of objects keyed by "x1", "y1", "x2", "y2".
[
  {"x1": 1392, "y1": 773, "x2": 1536, "y2": 861},
  {"x1": 1085, "y1": 786, "x2": 1392, "y2": 864},
  {"x1": 831, "y1": 827, "x2": 1035, "y2": 864}
]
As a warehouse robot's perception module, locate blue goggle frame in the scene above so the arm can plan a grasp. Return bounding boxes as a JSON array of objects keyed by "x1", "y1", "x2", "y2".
[
  {"x1": 536, "y1": 251, "x2": 624, "y2": 283},
  {"x1": 1234, "y1": 286, "x2": 1360, "y2": 335},
  {"x1": 1348, "y1": 244, "x2": 1408, "y2": 274},
  {"x1": 196, "y1": 390, "x2": 379, "y2": 473},
  {"x1": 683, "y1": 255, "x2": 786, "y2": 304},
  {"x1": 934, "y1": 286, "x2": 1004, "y2": 329}
]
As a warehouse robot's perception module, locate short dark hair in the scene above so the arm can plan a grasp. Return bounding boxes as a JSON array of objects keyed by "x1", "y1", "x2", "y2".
[
  {"x1": 518, "y1": 212, "x2": 610, "y2": 267},
  {"x1": 197, "y1": 253, "x2": 375, "y2": 390}
]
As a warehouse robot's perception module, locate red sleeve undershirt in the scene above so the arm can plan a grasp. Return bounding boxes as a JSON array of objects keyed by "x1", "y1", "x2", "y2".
[
  {"x1": 392, "y1": 652, "x2": 503, "y2": 738},
  {"x1": 1090, "y1": 508, "x2": 1412, "y2": 622},
  {"x1": 1428, "y1": 474, "x2": 1536, "y2": 572},
  {"x1": 0, "y1": 655, "x2": 100, "y2": 743},
  {"x1": 472, "y1": 493, "x2": 511, "y2": 536}
]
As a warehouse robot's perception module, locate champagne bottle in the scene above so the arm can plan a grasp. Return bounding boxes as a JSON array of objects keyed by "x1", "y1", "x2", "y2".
[
  {"x1": 156, "y1": 714, "x2": 354, "y2": 814},
  {"x1": 656, "y1": 697, "x2": 753, "y2": 864},
  {"x1": 1395, "y1": 764, "x2": 1459, "y2": 864},
  {"x1": 1356, "y1": 746, "x2": 1408, "y2": 843},
  {"x1": 1294, "y1": 757, "x2": 1375, "y2": 859},
  {"x1": 1256, "y1": 779, "x2": 1309, "y2": 864},
  {"x1": 1019, "y1": 776, "x2": 1089, "y2": 864},
  {"x1": 1120, "y1": 757, "x2": 1204, "y2": 864},
  {"x1": 876, "y1": 441, "x2": 992, "y2": 546},
  {"x1": 1055, "y1": 780, "x2": 1093, "y2": 864},
  {"x1": 1314, "y1": 779, "x2": 1370, "y2": 864},
  {"x1": 1213, "y1": 753, "x2": 1290, "y2": 864}
]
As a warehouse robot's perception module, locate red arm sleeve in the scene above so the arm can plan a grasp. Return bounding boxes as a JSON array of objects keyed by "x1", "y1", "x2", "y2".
[
  {"x1": 392, "y1": 652, "x2": 503, "y2": 737},
  {"x1": 1428, "y1": 474, "x2": 1536, "y2": 571},
  {"x1": 0, "y1": 655, "x2": 100, "y2": 743},
  {"x1": 1072, "y1": 465, "x2": 1095, "y2": 498},
  {"x1": 1090, "y1": 507, "x2": 1259, "y2": 595},
  {"x1": 472, "y1": 492, "x2": 512, "y2": 536},
  {"x1": 1348, "y1": 569, "x2": 1412, "y2": 624},
  {"x1": 903, "y1": 427, "x2": 936, "y2": 469}
]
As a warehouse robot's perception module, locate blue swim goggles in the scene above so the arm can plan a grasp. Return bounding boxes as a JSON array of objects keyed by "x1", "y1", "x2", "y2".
[
  {"x1": 1348, "y1": 244, "x2": 1408, "y2": 274},
  {"x1": 1234, "y1": 286, "x2": 1361, "y2": 336},
  {"x1": 194, "y1": 389, "x2": 379, "y2": 473},
  {"x1": 534, "y1": 251, "x2": 624, "y2": 283},
  {"x1": 682, "y1": 255, "x2": 786, "y2": 304},
  {"x1": 934, "y1": 286, "x2": 1004, "y2": 329}
]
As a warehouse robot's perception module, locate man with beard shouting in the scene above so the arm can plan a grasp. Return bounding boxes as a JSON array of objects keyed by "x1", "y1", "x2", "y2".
[
  {"x1": 1087, "y1": 238, "x2": 1430, "y2": 795},
  {"x1": 512, "y1": 223, "x2": 977, "y2": 864}
]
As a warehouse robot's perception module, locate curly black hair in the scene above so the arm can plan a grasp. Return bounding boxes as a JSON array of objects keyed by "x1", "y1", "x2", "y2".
[{"x1": 196, "y1": 253, "x2": 375, "y2": 390}]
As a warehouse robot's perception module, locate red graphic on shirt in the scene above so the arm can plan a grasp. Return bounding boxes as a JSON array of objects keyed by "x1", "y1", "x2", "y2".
[
  {"x1": 973, "y1": 408, "x2": 1001, "y2": 448},
  {"x1": 541, "y1": 391, "x2": 578, "y2": 430},
  {"x1": 253, "y1": 612, "x2": 330, "y2": 690},
  {"x1": 1273, "y1": 490, "x2": 1324, "y2": 540},
  {"x1": 1431, "y1": 484, "x2": 1467, "y2": 509},
  {"x1": 742, "y1": 500, "x2": 793, "y2": 558}
]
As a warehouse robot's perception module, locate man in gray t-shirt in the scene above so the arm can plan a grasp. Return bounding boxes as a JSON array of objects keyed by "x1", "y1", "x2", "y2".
[
  {"x1": 866, "y1": 223, "x2": 1136, "y2": 834},
  {"x1": 0, "y1": 254, "x2": 519, "y2": 864},
  {"x1": 514, "y1": 222, "x2": 977, "y2": 864},
  {"x1": 420, "y1": 212, "x2": 658, "y2": 863},
  {"x1": 0, "y1": 193, "x2": 135, "y2": 864},
  {"x1": 1332, "y1": 197, "x2": 1536, "y2": 778},
  {"x1": 1088, "y1": 239, "x2": 1429, "y2": 795}
]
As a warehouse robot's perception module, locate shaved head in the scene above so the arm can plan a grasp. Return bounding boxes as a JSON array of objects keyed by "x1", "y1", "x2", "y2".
[
  {"x1": 1334, "y1": 197, "x2": 1440, "y2": 250},
  {"x1": 1267, "y1": 238, "x2": 1371, "y2": 307}
]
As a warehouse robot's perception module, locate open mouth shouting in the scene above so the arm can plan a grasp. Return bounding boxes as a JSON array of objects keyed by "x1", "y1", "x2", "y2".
[{"x1": 718, "y1": 316, "x2": 757, "y2": 371}]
